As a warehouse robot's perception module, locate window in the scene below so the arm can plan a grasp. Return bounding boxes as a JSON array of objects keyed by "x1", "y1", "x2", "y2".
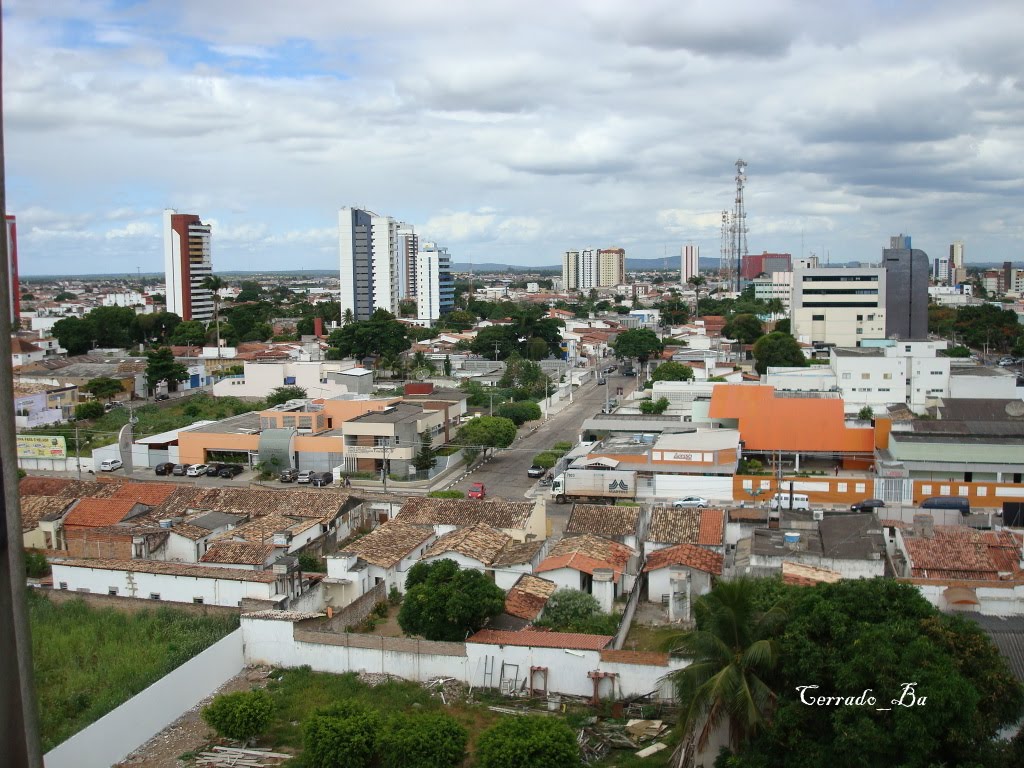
[
  {"x1": 905, "y1": 345, "x2": 911, "y2": 352},
  {"x1": 842, "y1": 372, "x2": 851, "y2": 380},
  {"x1": 149, "y1": 593, "x2": 161, "y2": 600},
  {"x1": 812, "y1": 314, "x2": 825, "y2": 321},
  {"x1": 59, "y1": 582, "x2": 68, "y2": 590},
  {"x1": 193, "y1": 597, "x2": 204, "y2": 604},
  {"x1": 856, "y1": 315, "x2": 863, "y2": 321},
  {"x1": 108, "y1": 587, "x2": 118, "y2": 596},
  {"x1": 861, "y1": 373, "x2": 870, "y2": 380},
  {"x1": 883, "y1": 373, "x2": 892, "y2": 380}
]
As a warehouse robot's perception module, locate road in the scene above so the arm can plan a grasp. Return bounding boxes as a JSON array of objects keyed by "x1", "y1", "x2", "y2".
[{"x1": 448, "y1": 372, "x2": 637, "y2": 507}]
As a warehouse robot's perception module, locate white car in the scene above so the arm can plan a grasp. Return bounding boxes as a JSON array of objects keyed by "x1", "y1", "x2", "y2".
[
  {"x1": 186, "y1": 464, "x2": 209, "y2": 477},
  {"x1": 99, "y1": 459, "x2": 123, "y2": 472},
  {"x1": 672, "y1": 496, "x2": 708, "y2": 508}
]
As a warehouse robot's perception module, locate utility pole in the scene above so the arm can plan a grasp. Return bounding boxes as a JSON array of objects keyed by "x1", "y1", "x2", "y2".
[{"x1": 74, "y1": 424, "x2": 82, "y2": 481}]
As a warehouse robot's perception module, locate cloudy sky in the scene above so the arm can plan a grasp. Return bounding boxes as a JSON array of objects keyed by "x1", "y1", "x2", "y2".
[{"x1": 5, "y1": 0, "x2": 1023, "y2": 276}]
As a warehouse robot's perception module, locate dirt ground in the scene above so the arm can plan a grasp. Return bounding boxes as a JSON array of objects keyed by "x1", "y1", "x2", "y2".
[{"x1": 113, "y1": 667, "x2": 275, "y2": 768}]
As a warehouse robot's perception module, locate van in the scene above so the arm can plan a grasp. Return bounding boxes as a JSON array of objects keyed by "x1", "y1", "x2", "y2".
[
  {"x1": 920, "y1": 496, "x2": 970, "y2": 515},
  {"x1": 769, "y1": 492, "x2": 811, "y2": 511}
]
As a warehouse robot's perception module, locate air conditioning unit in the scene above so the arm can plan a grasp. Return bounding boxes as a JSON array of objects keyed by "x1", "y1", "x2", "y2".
[{"x1": 812, "y1": 510, "x2": 824, "y2": 521}]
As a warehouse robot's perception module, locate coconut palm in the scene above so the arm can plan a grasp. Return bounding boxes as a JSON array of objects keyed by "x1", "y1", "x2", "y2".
[
  {"x1": 687, "y1": 275, "x2": 706, "y2": 323},
  {"x1": 200, "y1": 275, "x2": 226, "y2": 357},
  {"x1": 666, "y1": 578, "x2": 784, "y2": 754}
]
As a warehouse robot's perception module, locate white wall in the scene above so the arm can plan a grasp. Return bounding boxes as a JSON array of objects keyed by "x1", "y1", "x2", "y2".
[
  {"x1": 651, "y1": 474, "x2": 734, "y2": 502},
  {"x1": 647, "y1": 567, "x2": 713, "y2": 606},
  {"x1": 914, "y1": 582, "x2": 1024, "y2": 616},
  {"x1": 45, "y1": 629, "x2": 243, "y2": 768}
]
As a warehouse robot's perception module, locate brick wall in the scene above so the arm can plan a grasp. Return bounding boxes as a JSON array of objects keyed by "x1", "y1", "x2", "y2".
[
  {"x1": 324, "y1": 581, "x2": 386, "y2": 630},
  {"x1": 65, "y1": 529, "x2": 132, "y2": 559},
  {"x1": 43, "y1": 587, "x2": 241, "y2": 619}
]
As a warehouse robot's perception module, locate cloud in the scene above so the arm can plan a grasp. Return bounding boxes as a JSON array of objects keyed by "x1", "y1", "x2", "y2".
[{"x1": 105, "y1": 222, "x2": 158, "y2": 239}]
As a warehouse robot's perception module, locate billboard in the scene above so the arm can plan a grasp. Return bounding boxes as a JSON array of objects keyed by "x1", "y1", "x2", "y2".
[{"x1": 17, "y1": 435, "x2": 67, "y2": 459}]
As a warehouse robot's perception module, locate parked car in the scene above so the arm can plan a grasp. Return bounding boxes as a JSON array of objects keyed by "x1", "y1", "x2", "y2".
[
  {"x1": 172, "y1": 463, "x2": 191, "y2": 476},
  {"x1": 218, "y1": 464, "x2": 244, "y2": 478},
  {"x1": 850, "y1": 498, "x2": 887, "y2": 512},
  {"x1": 312, "y1": 472, "x2": 333, "y2": 487},
  {"x1": 103, "y1": 401, "x2": 123, "y2": 413},
  {"x1": 527, "y1": 465, "x2": 546, "y2": 478},
  {"x1": 279, "y1": 468, "x2": 299, "y2": 483},
  {"x1": 205, "y1": 462, "x2": 226, "y2": 476},
  {"x1": 99, "y1": 459, "x2": 123, "y2": 472},
  {"x1": 297, "y1": 470, "x2": 315, "y2": 484},
  {"x1": 468, "y1": 482, "x2": 487, "y2": 499},
  {"x1": 672, "y1": 496, "x2": 708, "y2": 508},
  {"x1": 154, "y1": 462, "x2": 176, "y2": 476},
  {"x1": 186, "y1": 464, "x2": 209, "y2": 477},
  {"x1": 597, "y1": 376, "x2": 607, "y2": 385},
  {"x1": 155, "y1": 393, "x2": 170, "y2": 401}
]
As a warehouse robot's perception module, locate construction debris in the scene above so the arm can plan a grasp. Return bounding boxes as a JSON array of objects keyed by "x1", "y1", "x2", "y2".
[
  {"x1": 194, "y1": 745, "x2": 291, "y2": 766},
  {"x1": 356, "y1": 672, "x2": 400, "y2": 687},
  {"x1": 636, "y1": 742, "x2": 668, "y2": 758},
  {"x1": 625, "y1": 719, "x2": 667, "y2": 741},
  {"x1": 423, "y1": 676, "x2": 466, "y2": 704}
]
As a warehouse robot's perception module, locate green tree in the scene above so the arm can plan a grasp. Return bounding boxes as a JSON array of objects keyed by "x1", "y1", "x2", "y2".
[
  {"x1": 303, "y1": 700, "x2": 382, "y2": 768},
  {"x1": 639, "y1": 397, "x2": 670, "y2": 414},
  {"x1": 266, "y1": 385, "x2": 308, "y2": 406},
  {"x1": 773, "y1": 318, "x2": 791, "y2": 335},
  {"x1": 752, "y1": 332, "x2": 807, "y2": 375},
  {"x1": 613, "y1": 328, "x2": 663, "y2": 365},
  {"x1": 534, "y1": 589, "x2": 616, "y2": 634},
  {"x1": 88, "y1": 305, "x2": 141, "y2": 348},
  {"x1": 145, "y1": 347, "x2": 189, "y2": 392},
  {"x1": 500, "y1": 353, "x2": 549, "y2": 396},
  {"x1": 136, "y1": 311, "x2": 182, "y2": 345},
  {"x1": 54, "y1": 291, "x2": 76, "y2": 301},
  {"x1": 169, "y1": 320, "x2": 208, "y2": 347},
  {"x1": 412, "y1": 432, "x2": 438, "y2": 473},
  {"x1": 495, "y1": 401, "x2": 542, "y2": 426},
  {"x1": 82, "y1": 376, "x2": 123, "y2": 401},
  {"x1": 531, "y1": 451, "x2": 559, "y2": 469},
  {"x1": 52, "y1": 316, "x2": 96, "y2": 356},
  {"x1": 443, "y1": 355, "x2": 452, "y2": 376},
  {"x1": 723, "y1": 313, "x2": 765, "y2": 345},
  {"x1": 476, "y1": 716, "x2": 579, "y2": 768},
  {"x1": 201, "y1": 690, "x2": 273, "y2": 742},
  {"x1": 857, "y1": 406, "x2": 873, "y2": 421},
  {"x1": 650, "y1": 361, "x2": 695, "y2": 383},
  {"x1": 201, "y1": 275, "x2": 226, "y2": 354},
  {"x1": 470, "y1": 325, "x2": 521, "y2": 360},
  {"x1": 379, "y1": 712, "x2": 468, "y2": 768},
  {"x1": 74, "y1": 401, "x2": 104, "y2": 420},
  {"x1": 454, "y1": 416, "x2": 517, "y2": 461},
  {"x1": 398, "y1": 559, "x2": 505, "y2": 641},
  {"x1": 667, "y1": 578, "x2": 784, "y2": 754},
  {"x1": 328, "y1": 309, "x2": 411, "y2": 361}
]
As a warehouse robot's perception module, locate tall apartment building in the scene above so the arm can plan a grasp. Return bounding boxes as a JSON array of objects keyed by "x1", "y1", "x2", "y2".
[
  {"x1": 790, "y1": 266, "x2": 886, "y2": 347},
  {"x1": 397, "y1": 224, "x2": 418, "y2": 300},
  {"x1": 933, "y1": 257, "x2": 951, "y2": 284},
  {"x1": 949, "y1": 241, "x2": 967, "y2": 286},
  {"x1": 5, "y1": 214, "x2": 18, "y2": 322},
  {"x1": 883, "y1": 237, "x2": 930, "y2": 341},
  {"x1": 741, "y1": 251, "x2": 791, "y2": 280},
  {"x1": 163, "y1": 209, "x2": 213, "y2": 322},
  {"x1": 752, "y1": 271, "x2": 794, "y2": 310},
  {"x1": 681, "y1": 244, "x2": 699, "y2": 284},
  {"x1": 415, "y1": 243, "x2": 454, "y2": 323},
  {"x1": 563, "y1": 247, "x2": 625, "y2": 291},
  {"x1": 338, "y1": 207, "x2": 411, "y2": 322}
]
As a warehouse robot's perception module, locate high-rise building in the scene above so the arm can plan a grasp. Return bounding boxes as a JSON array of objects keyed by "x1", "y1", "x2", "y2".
[
  {"x1": 562, "y1": 247, "x2": 623, "y2": 290},
  {"x1": 741, "y1": 252, "x2": 792, "y2": 280},
  {"x1": 415, "y1": 242, "x2": 454, "y2": 323},
  {"x1": 933, "y1": 257, "x2": 951, "y2": 284},
  {"x1": 397, "y1": 224, "x2": 418, "y2": 300},
  {"x1": 598, "y1": 248, "x2": 625, "y2": 286},
  {"x1": 163, "y1": 209, "x2": 213, "y2": 322},
  {"x1": 883, "y1": 236, "x2": 930, "y2": 340},
  {"x1": 5, "y1": 215, "x2": 18, "y2": 322},
  {"x1": 949, "y1": 241, "x2": 966, "y2": 286},
  {"x1": 681, "y1": 244, "x2": 699, "y2": 284},
  {"x1": 338, "y1": 207, "x2": 407, "y2": 322},
  {"x1": 790, "y1": 266, "x2": 886, "y2": 347}
]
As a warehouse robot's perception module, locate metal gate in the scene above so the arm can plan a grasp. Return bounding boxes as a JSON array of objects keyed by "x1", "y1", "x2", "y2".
[{"x1": 874, "y1": 477, "x2": 913, "y2": 504}]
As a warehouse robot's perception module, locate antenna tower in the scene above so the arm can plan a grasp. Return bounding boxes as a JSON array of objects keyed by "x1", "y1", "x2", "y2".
[
  {"x1": 730, "y1": 159, "x2": 748, "y2": 292},
  {"x1": 719, "y1": 210, "x2": 732, "y2": 285}
]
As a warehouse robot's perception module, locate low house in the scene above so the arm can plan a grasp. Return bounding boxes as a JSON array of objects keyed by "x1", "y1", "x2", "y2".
[
  {"x1": 535, "y1": 534, "x2": 636, "y2": 610},
  {"x1": 332, "y1": 519, "x2": 436, "y2": 595},
  {"x1": 643, "y1": 543, "x2": 724, "y2": 607},
  {"x1": 744, "y1": 513, "x2": 886, "y2": 580},
  {"x1": 563, "y1": 504, "x2": 644, "y2": 551},
  {"x1": 396, "y1": 497, "x2": 546, "y2": 542},
  {"x1": 490, "y1": 539, "x2": 548, "y2": 590},
  {"x1": 419, "y1": 522, "x2": 512, "y2": 572},
  {"x1": 62, "y1": 498, "x2": 154, "y2": 559},
  {"x1": 498, "y1": 574, "x2": 557, "y2": 630},
  {"x1": 207, "y1": 513, "x2": 328, "y2": 555},
  {"x1": 20, "y1": 496, "x2": 75, "y2": 550},
  {"x1": 646, "y1": 507, "x2": 726, "y2": 554},
  {"x1": 200, "y1": 541, "x2": 277, "y2": 570}
]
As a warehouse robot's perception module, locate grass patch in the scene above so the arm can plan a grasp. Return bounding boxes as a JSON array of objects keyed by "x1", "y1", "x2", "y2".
[
  {"x1": 29, "y1": 591, "x2": 239, "y2": 751},
  {"x1": 622, "y1": 624, "x2": 679, "y2": 653},
  {"x1": 24, "y1": 394, "x2": 265, "y2": 455}
]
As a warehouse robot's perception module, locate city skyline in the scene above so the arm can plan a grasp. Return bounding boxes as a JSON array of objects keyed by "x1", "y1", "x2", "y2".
[{"x1": 6, "y1": 1, "x2": 1024, "y2": 276}]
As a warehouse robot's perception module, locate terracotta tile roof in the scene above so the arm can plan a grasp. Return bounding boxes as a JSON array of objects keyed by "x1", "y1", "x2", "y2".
[
  {"x1": 643, "y1": 543, "x2": 723, "y2": 575},
  {"x1": 53, "y1": 558, "x2": 278, "y2": 583},
  {"x1": 110, "y1": 482, "x2": 177, "y2": 506},
  {"x1": 200, "y1": 541, "x2": 275, "y2": 566},
  {"x1": 19, "y1": 476, "x2": 122, "y2": 500},
  {"x1": 504, "y1": 574, "x2": 557, "y2": 621},
  {"x1": 468, "y1": 628, "x2": 613, "y2": 651},
  {"x1": 599, "y1": 649, "x2": 670, "y2": 666},
  {"x1": 167, "y1": 522, "x2": 213, "y2": 541},
  {"x1": 903, "y1": 526, "x2": 1000, "y2": 580},
  {"x1": 19, "y1": 496, "x2": 75, "y2": 533},
  {"x1": 151, "y1": 486, "x2": 345, "y2": 521},
  {"x1": 564, "y1": 504, "x2": 641, "y2": 538},
  {"x1": 63, "y1": 498, "x2": 142, "y2": 528},
  {"x1": 981, "y1": 530, "x2": 1024, "y2": 576},
  {"x1": 648, "y1": 508, "x2": 724, "y2": 547},
  {"x1": 348, "y1": 520, "x2": 434, "y2": 569},
  {"x1": 210, "y1": 513, "x2": 309, "y2": 544},
  {"x1": 11, "y1": 337, "x2": 43, "y2": 354},
  {"x1": 781, "y1": 561, "x2": 843, "y2": 587},
  {"x1": 536, "y1": 534, "x2": 635, "y2": 580},
  {"x1": 728, "y1": 508, "x2": 770, "y2": 523},
  {"x1": 423, "y1": 523, "x2": 511, "y2": 565},
  {"x1": 397, "y1": 497, "x2": 536, "y2": 531},
  {"x1": 491, "y1": 539, "x2": 546, "y2": 567}
]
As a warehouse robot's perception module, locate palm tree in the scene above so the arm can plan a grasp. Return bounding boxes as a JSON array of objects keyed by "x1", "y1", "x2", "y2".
[
  {"x1": 688, "y1": 275, "x2": 706, "y2": 323},
  {"x1": 666, "y1": 578, "x2": 783, "y2": 755},
  {"x1": 200, "y1": 275, "x2": 226, "y2": 357},
  {"x1": 342, "y1": 308, "x2": 354, "y2": 325}
]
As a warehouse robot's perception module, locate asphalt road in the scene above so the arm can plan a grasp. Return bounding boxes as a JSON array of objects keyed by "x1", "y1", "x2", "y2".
[{"x1": 448, "y1": 372, "x2": 637, "y2": 507}]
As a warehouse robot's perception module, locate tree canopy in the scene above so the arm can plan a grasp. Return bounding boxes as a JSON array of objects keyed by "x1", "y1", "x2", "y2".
[
  {"x1": 397, "y1": 559, "x2": 505, "y2": 641},
  {"x1": 613, "y1": 328, "x2": 664, "y2": 364},
  {"x1": 475, "y1": 716, "x2": 580, "y2": 768},
  {"x1": 650, "y1": 361, "x2": 695, "y2": 383},
  {"x1": 723, "y1": 313, "x2": 765, "y2": 345},
  {"x1": 454, "y1": 416, "x2": 517, "y2": 452},
  {"x1": 145, "y1": 347, "x2": 189, "y2": 392},
  {"x1": 267, "y1": 385, "x2": 308, "y2": 406},
  {"x1": 82, "y1": 376, "x2": 124, "y2": 400},
  {"x1": 327, "y1": 309, "x2": 411, "y2": 361},
  {"x1": 752, "y1": 332, "x2": 807, "y2": 375}
]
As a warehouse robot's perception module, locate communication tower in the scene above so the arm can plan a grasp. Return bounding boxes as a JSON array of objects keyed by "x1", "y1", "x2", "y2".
[{"x1": 730, "y1": 159, "x2": 748, "y2": 292}]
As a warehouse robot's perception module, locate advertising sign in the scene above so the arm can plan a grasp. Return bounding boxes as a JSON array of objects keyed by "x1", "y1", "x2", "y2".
[{"x1": 17, "y1": 435, "x2": 67, "y2": 459}]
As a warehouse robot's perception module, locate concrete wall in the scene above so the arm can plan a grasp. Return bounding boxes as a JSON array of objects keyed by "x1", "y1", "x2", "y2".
[
  {"x1": 647, "y1": 567, "x2": 713, "y2": 607},
  {"x1": 44, "y1": 629, "x2": 244, "y2": 768},
  {"x1": 911, "y1": 580, "x2": 1024, "y2": 616},
  {"x1": 41, "y1": 586, "x2": 240, "y2": 618}
]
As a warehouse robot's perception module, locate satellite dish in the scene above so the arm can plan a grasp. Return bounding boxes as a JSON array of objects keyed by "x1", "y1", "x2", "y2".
[{"x1": 1005, "y1": 401, "x2": 1024, "y2": 418}]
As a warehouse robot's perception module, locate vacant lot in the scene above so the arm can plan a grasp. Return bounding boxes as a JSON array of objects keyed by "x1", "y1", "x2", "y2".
[{"x1": 29, "y1": 591, "x2": 239, "y2": 751}]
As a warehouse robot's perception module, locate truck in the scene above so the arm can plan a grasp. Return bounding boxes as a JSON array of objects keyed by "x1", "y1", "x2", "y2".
[{"x1": 550, "y1": 469, "x2": 638, "y2": 505}]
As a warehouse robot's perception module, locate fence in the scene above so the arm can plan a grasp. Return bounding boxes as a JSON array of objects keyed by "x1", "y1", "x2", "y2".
[{"x1": 44, "y1": 629, "x2": 244, "y2": 768}]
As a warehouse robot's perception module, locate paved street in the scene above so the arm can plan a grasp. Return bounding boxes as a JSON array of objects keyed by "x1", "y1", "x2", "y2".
[{"x1": 447, "y1": 372, "x2": 637, "y2": 512}]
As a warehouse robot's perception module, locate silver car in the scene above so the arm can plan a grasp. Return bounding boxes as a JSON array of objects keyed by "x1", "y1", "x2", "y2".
[{"x1": 672, "y1": 496, "x2": 709, "y2": 508}]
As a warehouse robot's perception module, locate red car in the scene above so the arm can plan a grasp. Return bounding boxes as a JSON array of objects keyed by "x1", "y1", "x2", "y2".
[{"x1": 468, "y1": 482, "x2": 487, "y2": 499}]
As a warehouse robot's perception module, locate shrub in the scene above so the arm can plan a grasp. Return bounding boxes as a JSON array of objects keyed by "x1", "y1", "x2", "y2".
[
  {"x1": 476, "y1": 715, "x2": 579, "y2": 768},
  {"x1": 373, "y1": 601, "x2": 389, "y2": 618},
  {"x1": 536, "y1": 589, "x2": 620, "y2": 635},
  {"x1": 551, "y1": 441, "x2": 574, "y2": 452},
  {"x1": 388, "y1": 586, "x2": 402, "y2": 606},
  {"x1": 495, "y1": 401, "x2": 542, "y2": 426},
  {"x1": 532, "y1": 451, "x2": 559, "y2": 470},
  {"x1": 25, "y1": 550, "x2": 49, "y2": 578},
  {"x1": 298, "y1": 552, "x2": 326, "y2": 573},
  {"x1": 303, "y1": 700, "x2": 382, "y2": 768},
  {"x1": 427, "y1": 490, "x2": 464, "y2": 499},
  {"x1": 74, "y1": 401, "x2": 104, "y2": 420},
  {"x1": 201, "y1": 689, "x2": 273, "y2": 742},
  {"x1": 379, "y1": 712, "x2": 468, "y2": 768}
]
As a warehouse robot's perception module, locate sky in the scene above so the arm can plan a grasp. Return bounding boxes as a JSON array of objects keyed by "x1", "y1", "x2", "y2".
[{"x1": 5, "y1": 0, "x2": 1024, "y2": 276}]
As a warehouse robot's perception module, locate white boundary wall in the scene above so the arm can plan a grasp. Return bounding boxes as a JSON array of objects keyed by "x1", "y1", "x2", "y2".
[
  {"x1": 243, "y1": 617, "x2": 684, "y2": 700},
  {"x1": 44, "y1": 629, "x2": 244, "y2": 768}
]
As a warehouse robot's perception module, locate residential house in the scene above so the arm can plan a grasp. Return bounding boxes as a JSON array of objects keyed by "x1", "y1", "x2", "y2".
[
  {"x1": 564, "y1": 504, "x2": 644, "y2": 551},
  {"x1": 20, "y1": 496, "x2": 75, "y2": 550},
  {"x1": 646, "y1": 507, "x2": 726, "y2": 555},
  {"x1": 396, "y1": 497, "x2": 546, "y2": 543},
  {"x1": 11, "y1": 337, "x2": 46, "y2": 367},
  {"x1": 330, "y1": 519, "x2": 436, "y2": 596},
  {"x1": 200, "y1": 541, "x2": 277, "y2": 570},
  {"x1": 496, "y1": 573, "x2": 558, "y2": 630},
  {"x1": 743, "y1": 513, "x2": 886, "y2": 580},
  {"x1": 62, "y1": 498, "x2": 154, "y2": 559},
  {"x1": 535, "y1": 534, "x2": 637, "y2": 610},
  {"x1": 643, "y1": 543, "x2": 723, "y2": 609},
  {"x1": 419, "y1": 522, "x2": 512, "y2": 572},
  {"x1": 489, "y1": 540, "x2": 548, "y2": 590}
]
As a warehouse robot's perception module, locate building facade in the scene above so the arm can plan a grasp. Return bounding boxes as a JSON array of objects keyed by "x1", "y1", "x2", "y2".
[
  {"x1": 415, "y1": 243, "x2": 454, "y2": 323},
  {"x1": 681, "y1": 244, "x2": 699, "y2": 284},
  {"x1": 790, "y1": 266, "x2": 886, "y2": 347},
  {"x1": 338, "y1": 207, "x2": 414, "y2": 322},
  {"x1": 598, "y1": 248, "x2": 626, "y2": 286},
  {"x1": 741, "y1": 252, "x2": 792, "y2": 280},
  {"x1": 163, "y1": 209, "x2": 213, "y2": 322},
  {"x1": 562, "y1": 248, "x2": 624, "y2": 291},
  {"x1": 883, "y1": 237, "x2": 930, "y2": 341},
  {"x1": 5, "y1": 214, "x2": 17, "y2": 322}
]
